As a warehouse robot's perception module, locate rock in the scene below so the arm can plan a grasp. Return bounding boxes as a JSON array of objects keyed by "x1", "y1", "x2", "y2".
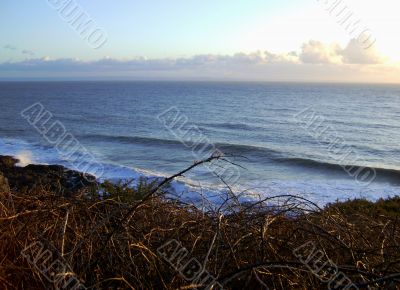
[
  {"x1": 0, "y1": 155, "x2": 97, "y2": 196},
  {"x1": 0, "y1": 171, "x2": 10, "y2": 193},
  {"x1": 0, "y1": 156, "x2": 18, "y2": 168}
]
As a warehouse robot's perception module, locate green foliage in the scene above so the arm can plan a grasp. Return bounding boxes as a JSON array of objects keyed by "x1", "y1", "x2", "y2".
[
  {"x1": 326, "y1": 196, "x2": 400, "y2": 217},
  {"x1": 100, "y1": 177, "x2": 158, "y2": 202},
  {"x1": 375, "y1": 196, "x2": 400, "y2": 216}
]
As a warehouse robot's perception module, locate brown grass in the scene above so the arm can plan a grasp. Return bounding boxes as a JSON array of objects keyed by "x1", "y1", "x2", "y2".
[{"x1": 1, "y1": 161, "x2": 400, "y2": 289}]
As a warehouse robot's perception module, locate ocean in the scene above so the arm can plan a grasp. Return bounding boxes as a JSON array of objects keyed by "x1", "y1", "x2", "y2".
[{"x1": 1, "y1": 81, "x2": 400, "y2": 206}]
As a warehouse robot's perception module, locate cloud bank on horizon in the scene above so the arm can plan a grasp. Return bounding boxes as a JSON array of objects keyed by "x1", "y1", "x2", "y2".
[
  {"x1": 1, "y1": 39, "x2": 398, "y2": 83},
  {"x1": 1, "y1": 0, "x2": 399, "y2": 82}
]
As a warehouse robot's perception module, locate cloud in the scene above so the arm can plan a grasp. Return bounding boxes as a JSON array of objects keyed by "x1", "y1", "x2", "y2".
[
  {"x1": 0, "y1": 40, "x2": 397, "y2": 83},
  {"x1": 341, "y1": 39, "x2": 382, "y2": 64},
  {"x1": 300, "y1": 41, "x2": 343, "y2": 64},
  {"x1": 3, "y1": 44, "x2": 17, "y2": 50},
  {"x1": 3, "y1": 45, "x2": 36, "y2": 57},
  {"x1": 300, "y1": 39, "x2": 384, "y2": 65},
  {"x1": 21, "y1": 49, "x2": 35, "y2": 57},
  {"x1": 3, "y1": 44, "x2": 35, "y2": 57},
  {"x1": 0, "y1": 52, "x2": 298, "y2": 73}
]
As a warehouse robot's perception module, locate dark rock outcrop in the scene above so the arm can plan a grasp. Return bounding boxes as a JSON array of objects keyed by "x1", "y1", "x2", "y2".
[
  {"x1": 0, "y1": 155, "x2": 97, "y2": 196},
  {"x1": 0, "y1": 156, "x2": 18, "y2": 168}
]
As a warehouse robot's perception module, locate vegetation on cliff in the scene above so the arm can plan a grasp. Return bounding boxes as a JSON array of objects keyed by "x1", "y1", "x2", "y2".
[{"x1": 0, "y1": 155, "x2": 399, "y2": 289}]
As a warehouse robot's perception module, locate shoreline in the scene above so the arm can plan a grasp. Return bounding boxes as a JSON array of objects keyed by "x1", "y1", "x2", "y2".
[
  {"x1": 0, "y1": 155, "x2": 97, "y2": 197},
  {"x1": 1, "y1": 150, "x2": 400, "y2": 207},
  {"x1": 1, "y1": 152, "x2": 399, "y2": 217}
]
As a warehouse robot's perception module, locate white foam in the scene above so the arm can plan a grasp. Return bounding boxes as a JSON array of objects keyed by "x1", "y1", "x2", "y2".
[{"x1": 1, "y1": 137, "x2": 399, "y2": 209}]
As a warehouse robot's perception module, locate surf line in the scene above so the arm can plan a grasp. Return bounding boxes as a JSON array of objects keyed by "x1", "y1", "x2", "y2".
[
  {"x1": 21, "y1": 102, "x2": 104, "y2": 181},
  {"x1": 294, "y1": 107, "x2": 376, "y2": 186}
]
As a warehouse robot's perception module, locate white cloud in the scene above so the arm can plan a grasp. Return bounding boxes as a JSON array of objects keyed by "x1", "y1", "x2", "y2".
[
  {"x1": 0, "y1": 40, "x2": 397, "y2": 83},
  {"x1": 300, "y1": 41, "x2": 343, "y2": 64},
  {"x1": 299, "y1": 39, "x2": 384, "y2": 65},
  {"x1": 341, "y1": 39, "x2": 382, "y2": 64}
]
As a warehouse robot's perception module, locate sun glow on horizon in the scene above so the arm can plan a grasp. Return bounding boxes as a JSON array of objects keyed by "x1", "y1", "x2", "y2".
[
  {"x1": 0, "y1": 0, "x2": 399, "y2": 82},
  {"x1": 234, "y1": 0, "x2": 399, "y2": 65}
]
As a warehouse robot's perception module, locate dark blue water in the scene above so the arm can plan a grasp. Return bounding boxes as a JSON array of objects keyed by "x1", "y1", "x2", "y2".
[{"x1": 1, "y1": 81, "x2": 400, "y2": 205}]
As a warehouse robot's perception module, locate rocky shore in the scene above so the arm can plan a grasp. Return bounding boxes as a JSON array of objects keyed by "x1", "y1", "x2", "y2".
[{"x1": 0, "y1": 155, "x2": 96, "y2": 196}]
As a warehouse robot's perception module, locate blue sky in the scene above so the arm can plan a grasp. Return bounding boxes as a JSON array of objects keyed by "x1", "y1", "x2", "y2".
[
  {"x1": 1, "y1": 0, "x2": 399, "y2": 82},
  {"x1": 1, "y1": 0, "x2": 295, "y2": 60}
]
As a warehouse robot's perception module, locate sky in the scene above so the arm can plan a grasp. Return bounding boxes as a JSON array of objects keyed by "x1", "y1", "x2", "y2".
[{"x1": 0, "y1": 0, "x2": 399, "y2": 82}]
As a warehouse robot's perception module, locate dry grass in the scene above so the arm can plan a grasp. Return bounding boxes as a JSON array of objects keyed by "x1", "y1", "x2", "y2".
[{"x1": 1, "y1": 161, "x2": 400, "y2": 289}]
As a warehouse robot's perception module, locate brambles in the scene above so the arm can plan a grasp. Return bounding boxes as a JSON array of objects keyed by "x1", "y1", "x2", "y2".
[{"x1": 0, "y1": 156, "x2": 399, "y2": 289}]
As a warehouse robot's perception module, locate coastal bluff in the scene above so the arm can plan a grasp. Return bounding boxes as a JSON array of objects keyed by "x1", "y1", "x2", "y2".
[{"x1": 0, "y1": 155, "x2": 96, "y2": 196}]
